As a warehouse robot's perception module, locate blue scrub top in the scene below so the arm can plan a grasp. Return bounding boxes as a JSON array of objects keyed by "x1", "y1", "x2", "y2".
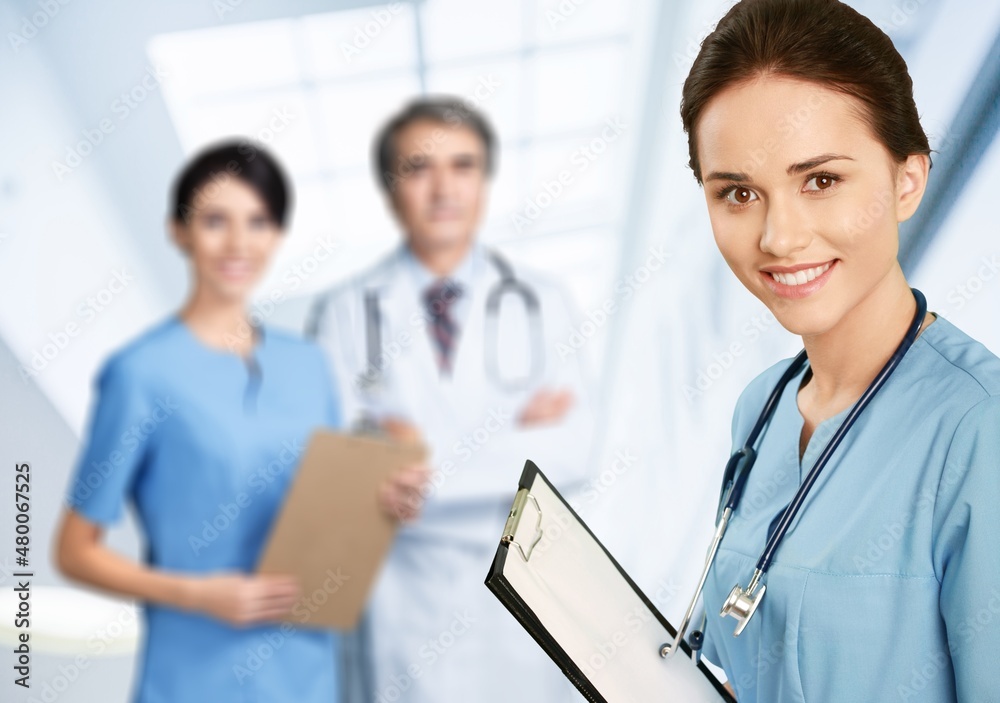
[
  {"x1": 702, "y1": 316, "x2": 1000, "y2": 702},
  {"x1": 67, "y1": 315, "x2": 343, "y2": 703}
]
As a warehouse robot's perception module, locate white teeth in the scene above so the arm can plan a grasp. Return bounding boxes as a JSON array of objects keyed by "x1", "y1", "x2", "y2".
[{"x1": 770, "y1": 262, "x2": 831, "y2": 286}]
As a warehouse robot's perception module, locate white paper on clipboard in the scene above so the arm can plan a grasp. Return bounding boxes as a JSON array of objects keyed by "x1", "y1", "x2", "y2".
[{"x1": 486, "y1": 462, "x2": 733, "y2": 703}]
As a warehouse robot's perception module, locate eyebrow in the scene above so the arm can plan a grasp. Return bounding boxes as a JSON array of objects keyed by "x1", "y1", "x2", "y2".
[
  {"x1": 403, "y1": 151, "x2": 481, "y2": 165},
  {"x1": 703, "y1": 153, "x2": 855, "y2": 183},
  {"x1": 786, "y1": 153, "x2": 854, "y2": 175},
  {"x1": 451, "y1": 153, "x2": 482, "y2": 166}
]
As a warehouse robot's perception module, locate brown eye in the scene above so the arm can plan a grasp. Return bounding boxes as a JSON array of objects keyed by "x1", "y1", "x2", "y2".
[
  {"x1": 724, "y1": 186, "x2": 757, "y2": 206},
  {"x1": 805, "y1": 174, "x2": 839, "y2": 192}
]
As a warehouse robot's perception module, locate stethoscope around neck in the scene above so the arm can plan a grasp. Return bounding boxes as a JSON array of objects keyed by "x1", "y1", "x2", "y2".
[
  {"x1": 661, "y1": 288, "x2": 928, "y2": 658},
  {"x1": 356, "y1": 249, "x2": 545, "y2": 397}
]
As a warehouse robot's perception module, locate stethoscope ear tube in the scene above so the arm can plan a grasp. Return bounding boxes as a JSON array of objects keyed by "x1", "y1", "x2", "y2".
[{"x1": 483, "y1": 251, "x2": 545, "y2": 391}]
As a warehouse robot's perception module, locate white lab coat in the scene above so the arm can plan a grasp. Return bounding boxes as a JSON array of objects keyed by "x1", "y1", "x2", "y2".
[{"x1": 309, "y1": 244, "x2": 595, "y2": 702}]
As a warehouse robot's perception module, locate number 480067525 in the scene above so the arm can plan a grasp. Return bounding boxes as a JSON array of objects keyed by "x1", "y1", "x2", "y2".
[{"x1": 15, "y1": 463, "x2": 30, "y2": 564}]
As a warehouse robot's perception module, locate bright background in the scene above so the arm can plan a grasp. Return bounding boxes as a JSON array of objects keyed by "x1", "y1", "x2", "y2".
[{"x1": 1, "y1": 0, "x2": 998, "y2": 700}]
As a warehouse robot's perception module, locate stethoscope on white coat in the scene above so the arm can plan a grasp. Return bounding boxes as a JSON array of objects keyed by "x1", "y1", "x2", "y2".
[
  {"x1": 358, "y1": 249, "x2": 545, "y2": 395},
  {"x1": 661, "y1": 288, "x2": 928, "y2": 659}
]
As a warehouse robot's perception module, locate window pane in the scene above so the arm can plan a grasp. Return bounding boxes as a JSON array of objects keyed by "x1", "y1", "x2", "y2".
[
  {"x1": 421, "y1": 0, "x2": 524, "y2": 63},
  {"x1": 301, "y1": 6, "x2": 418, "y2": 80}
]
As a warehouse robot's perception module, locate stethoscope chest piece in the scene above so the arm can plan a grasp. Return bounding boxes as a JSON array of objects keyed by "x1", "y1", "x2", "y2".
[{"x1": 720, "y1": 574, "x2": 766, "y2": 637}]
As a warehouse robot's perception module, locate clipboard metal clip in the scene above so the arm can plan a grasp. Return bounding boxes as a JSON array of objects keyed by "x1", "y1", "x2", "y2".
[{"x1": 501, "y1": 488, "x2": 544, "y2": 562}]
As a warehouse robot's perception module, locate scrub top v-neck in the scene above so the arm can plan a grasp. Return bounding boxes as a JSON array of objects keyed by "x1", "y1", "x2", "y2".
[
  {"x1": 701, "y1": 316, "x2": 1000, "y2": 703},
  {"x1": 66, "y1": 314, "x2": 343, "y2": 703}
]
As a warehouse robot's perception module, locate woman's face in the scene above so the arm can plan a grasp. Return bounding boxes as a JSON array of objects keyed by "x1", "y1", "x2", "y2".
[
  {"x1": 172, "y1": 176, "x2": 282, "y2": 304},
  {"x1": 695, "y1": 75, "x2": 928, "y2": 337}
]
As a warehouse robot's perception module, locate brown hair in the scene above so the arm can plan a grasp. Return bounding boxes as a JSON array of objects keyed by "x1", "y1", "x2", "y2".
[{"x1": 680, "y1": 0, "x2": 931, "y2": 184}]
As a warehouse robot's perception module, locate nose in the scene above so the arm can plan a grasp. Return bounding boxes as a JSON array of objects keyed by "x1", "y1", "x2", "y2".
[
  {"x1": 224, "y1": 222, "x2": 253, "y2": 254},
  {"x1": 430, "y1": 164, "x2": 457, "y2": 201},
  {"x1": 759, "y1": 198, "x2": 811, "y2": 258}
]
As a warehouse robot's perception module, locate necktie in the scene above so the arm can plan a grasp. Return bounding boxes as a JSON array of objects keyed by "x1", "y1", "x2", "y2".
[{"x1": 424, "y1": 279, "x2": 462, "y2": 374}]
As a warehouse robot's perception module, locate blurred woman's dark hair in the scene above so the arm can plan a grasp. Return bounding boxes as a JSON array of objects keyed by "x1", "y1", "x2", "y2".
[
  {"x1": 680, "y1": 0, "x2": 932, "y2": 184},
  {"x1": 171, "y1": 140, "x2": 291, "y2": 227}
]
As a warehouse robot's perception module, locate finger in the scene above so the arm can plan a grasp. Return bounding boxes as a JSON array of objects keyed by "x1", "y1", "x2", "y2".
[
  {"x1": 380, "y1": 485, "x2": 407, "y2": 520},
  {"x1": 518, "y1": 405, "x2": 539, "y2": 423},
  {"x1": 379, "y1": 489, "x2": 404, "y2": 520},
  {"x1": 395, "y1": 470, "x2": 431, "y2": 491},
  {"x1": 378, "y1": 482, "x2": 397, "y2": 509},
  {"x1": 399, "y1": 493, "x2": 424, "y2": 513},
  {"x1": 551, "y1": 395, "x2": 574, "y2": 416},
  {"x1": 394, "y1": 503, "x2": 417, "y2": 521},
  {"x1": 253, "y1": 587, "x2": 300, "y2": 607},
  {"x1": 256, "y1": 576, "x2": 300, "y2": 596},
  {"x1": 405, "y1": 461, "x2": 432, "y2": 476},
  {"x1": 520, "y1": 393, "x2": 544, "y2": 412},
  {"x1": 258, "y1": 587, "x2": 301, "y2": 604},
  {"x1": 390, "y1": 505, "x2": 411, "y2": 522},
  {"x1": 524, "y1": 397, "x2": 547, "y2": 415},
  {"x1": 555, "y1": 389, "x2": 575, "y2": 407},
  {"x1": 252, "y1": 604, "x2": 296, "y2": 623},
  {"x1": 263, "y1": 590, "x2": 301, "y2": 607},
  {"x1": 253, "y1": 589, "x2": 300, "y2": 611}
]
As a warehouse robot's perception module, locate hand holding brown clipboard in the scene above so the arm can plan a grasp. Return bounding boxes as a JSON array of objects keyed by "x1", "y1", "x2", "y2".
[{"x1": 256, "y1": 429, "x2": 426, "y2": 629}]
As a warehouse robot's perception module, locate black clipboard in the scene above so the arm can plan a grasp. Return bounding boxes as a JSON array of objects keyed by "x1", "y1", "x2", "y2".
[{"x1": 485, "y1": 461, "x2": 735, "y2": 703}]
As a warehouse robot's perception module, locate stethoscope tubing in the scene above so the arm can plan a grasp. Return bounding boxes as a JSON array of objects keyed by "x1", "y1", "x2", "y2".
[
  {"x1": 358, "y1": 249, "x2": 546, "y2": 393},
  {"x1": 752, "y1": 288, "x2": 926, "y2": 573},
  {"x1": 664, "y1": 288, "x2": 927, "y2": 657}
]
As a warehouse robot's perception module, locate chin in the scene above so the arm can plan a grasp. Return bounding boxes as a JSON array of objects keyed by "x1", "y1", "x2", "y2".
[
  {"x1": 767, "y1": 304, "x2": 841, "y2": 338},
  {"x1": 420, "y1": 224, "x2": 473, "y2": 248},
  {"x1": 211, "y1": 280, "x2": 256, "y2": 304}
]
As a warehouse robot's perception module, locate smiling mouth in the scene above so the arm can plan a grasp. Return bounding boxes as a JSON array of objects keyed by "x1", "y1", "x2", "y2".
[
  {"x1": 767, "y1": 262, "x2": 832, "y2": 287},
  {"x1": 218, "y1": 260, "x2": 253, "y2": 278}
]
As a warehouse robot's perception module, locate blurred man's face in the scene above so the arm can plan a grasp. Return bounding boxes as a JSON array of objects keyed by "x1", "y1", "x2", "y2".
[{"x1": 388, "y1": 119, "x2": 489, "y2": 255}]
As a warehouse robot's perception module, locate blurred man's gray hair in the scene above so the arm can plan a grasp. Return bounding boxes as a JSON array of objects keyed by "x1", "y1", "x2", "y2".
[{"x1": 374, "y1": 96, "x2": 497, "y2": 193}]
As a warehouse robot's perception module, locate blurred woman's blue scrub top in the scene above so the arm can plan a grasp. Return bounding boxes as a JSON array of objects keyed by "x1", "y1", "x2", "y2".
[
  {"x1": 67, "y1": 316, "x2": 343, "y2": 703},
  {"x1": 702, "y1": 317, "x2": 1000, "y2": 703}
]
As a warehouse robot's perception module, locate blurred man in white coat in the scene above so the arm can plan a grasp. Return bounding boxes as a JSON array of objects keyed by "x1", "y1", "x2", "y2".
[{"x1": 308, "y1": 97, "x2": 594, "y2": 701}]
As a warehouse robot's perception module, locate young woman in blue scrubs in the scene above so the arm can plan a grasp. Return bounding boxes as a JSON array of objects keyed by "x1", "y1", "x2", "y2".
[
  {"x1": 56, "y1": 142, "x2": 344, "y2": 702},
  {"x1": 679, "y1": 1, "x2": 1000, "y2": 700}
]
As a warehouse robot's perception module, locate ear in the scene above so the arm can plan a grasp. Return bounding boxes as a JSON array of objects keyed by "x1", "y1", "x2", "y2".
[
  {"x1": 169, "y1": 219, "x2": 192, "y2": 256},
  {"x1": 895, "y1": 153, "x2": 930, "y2": 224}
]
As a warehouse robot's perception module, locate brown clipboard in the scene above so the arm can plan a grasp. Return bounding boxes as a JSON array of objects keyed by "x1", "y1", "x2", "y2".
[{"x1": 256, "y1": 429, "x2": 426, "y2": 629}]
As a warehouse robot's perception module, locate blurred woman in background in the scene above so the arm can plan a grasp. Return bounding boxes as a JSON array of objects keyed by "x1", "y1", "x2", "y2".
[{"x1": 56, "y1": 141, "x2": 344, "y2": 702}]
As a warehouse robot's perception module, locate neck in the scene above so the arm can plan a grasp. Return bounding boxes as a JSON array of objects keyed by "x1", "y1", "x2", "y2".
[
  {"x1": 179, "y1": 285, "x2": 255, "y2": 354},
  {"x1": 408, "y1": 237, "x2": 473, "y2": 277},
  {"x1": 801, "y1": 266, "x2": 916, "y2": 406}
]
